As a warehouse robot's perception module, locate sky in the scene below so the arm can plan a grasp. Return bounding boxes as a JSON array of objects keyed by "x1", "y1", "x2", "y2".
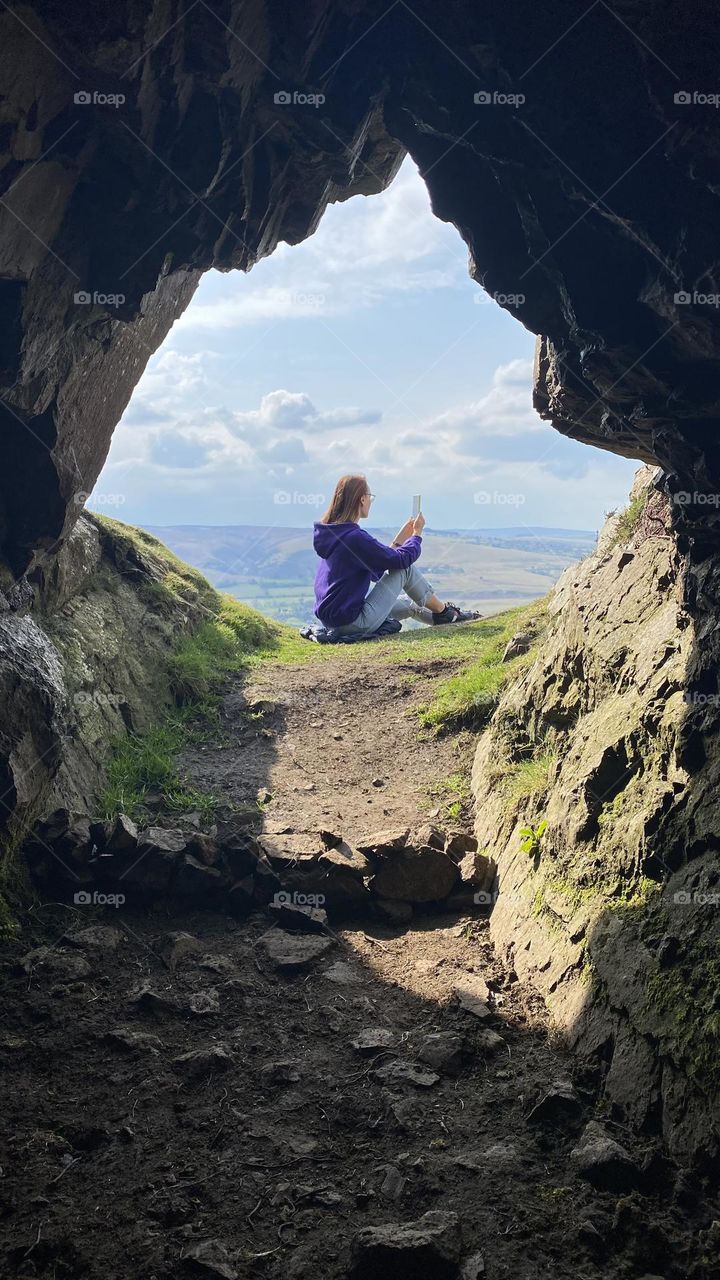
[{"x1": 94, "y1": 158, "x2": 637, "y2": 532}]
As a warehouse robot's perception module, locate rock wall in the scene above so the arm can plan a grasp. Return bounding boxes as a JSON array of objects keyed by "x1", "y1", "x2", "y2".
[
  {"x1": 0, "y1": 514, "x2": 214, "y2": 844},
  {"x1": 472, "y1": 467, "x2": 720, "y2": 1160},
  {"x1": 2, "y1": 1, "x2": 720, "y2": 579}
]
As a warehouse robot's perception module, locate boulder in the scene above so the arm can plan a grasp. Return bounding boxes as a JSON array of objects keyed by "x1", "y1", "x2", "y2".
[
  {"x1": 416, "y1": 1032, "x2": 467, "y2": 1076},
  {"x1": 185, "y1": 831, "x2": 221, "y2": 866},
  {"x1": 526, "y1": 1079, "x2": 583, "y2": 1129},
  {"x1": 259, "y1": 932, "x2": 334, "y2": 972},
  {"x1": 444, "y1": 832, "x2": 478, "y2": 862},
  {"x1": 349, "y1": 1210, "x2": 462, "y2": 1279},
  {"x1": 350, "y1": 1028, "x2": 396, "y2": 1056},
  {"x1": 452, "y1": 976, "x2": 493, "y2": 1020},
  {"x1": 104, "y1": 813, "x2": 138, "y2": 854},
  {"x1": 173, "y1": 1046, "x2": 235, "y2": 1077},
  {"x1": 68, "y1": 925, "x2": 124, "y2": 953},
  {"x1": 409, "y1": 824, "x2": 446, "y2": 851},
  {"x1": 457, "y1": 850, "x2": 496, "y2": 894},
  {"x1": 502, "y1": 631, "x2": 531, "y2": 661},
  {"x1": 318, "y1": 840, "x2": 372, "y2": 879},
  {"x1": 120, "y1": 827, "x2": 186, "y2": 891},
  {"x1": 157, "y1": 931, "x2": 202, "y2": 970},
  {"x1": 218, "y1": 833, "x2": 260, "y2": 879},
  {"x1": 356, "y1": 828, "x2": 410, "y2": 857},
  {"x1": 370, "y1": 847, "x2": 458, "y2": 903},
  {"x1": 570, "y1": 1121, "x2": 639, "y2": 1191},
  {"x1": 373, "y1": 1060, "x2": 440, "y2": 1089},
  {"x1": 174, "y1": 854, "x2": 227, "y2": 902},
  {"x1": 19, "y1": 947, "x2": 92, "y2": 979}
]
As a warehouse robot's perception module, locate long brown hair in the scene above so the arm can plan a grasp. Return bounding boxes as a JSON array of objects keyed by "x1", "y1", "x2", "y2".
[{"x1": 320, "y1": 474, "x2": 368, "y2": 524}]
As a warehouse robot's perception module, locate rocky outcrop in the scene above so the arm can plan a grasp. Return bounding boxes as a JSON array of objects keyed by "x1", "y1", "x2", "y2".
[
  {"x1": 471, "y1": 466, "x2": 720, "y2": 1160},
  {"x1": 0, "y1": 513, "x2": 216, "y2": 843},
  {"x1": 2, "y1": 3, "x2": 720, "y2": 578}
]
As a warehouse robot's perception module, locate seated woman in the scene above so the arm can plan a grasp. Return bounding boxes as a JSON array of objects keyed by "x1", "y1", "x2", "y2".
[{"x1": 313, "y1": 474, "x2": 481, "y2": 637}]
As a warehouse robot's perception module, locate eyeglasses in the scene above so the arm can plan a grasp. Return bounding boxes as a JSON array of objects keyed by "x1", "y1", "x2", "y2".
[{"x1": 365, "y1": 493, "x2": 375, "y2": 501}]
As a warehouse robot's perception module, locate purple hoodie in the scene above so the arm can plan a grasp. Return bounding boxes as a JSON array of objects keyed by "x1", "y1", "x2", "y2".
[{"x1": 313, "y1": 522, "x2": 422, "y2": 627}]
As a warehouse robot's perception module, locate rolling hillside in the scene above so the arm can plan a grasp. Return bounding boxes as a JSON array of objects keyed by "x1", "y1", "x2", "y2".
[{"x1": 145, "y1": 524, "x2": 597, "y2": 625}]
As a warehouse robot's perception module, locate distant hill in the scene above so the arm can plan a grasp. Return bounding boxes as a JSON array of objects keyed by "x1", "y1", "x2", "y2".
[{"x1": 146, "y1": 524, "x2": 598, "y2": 626}]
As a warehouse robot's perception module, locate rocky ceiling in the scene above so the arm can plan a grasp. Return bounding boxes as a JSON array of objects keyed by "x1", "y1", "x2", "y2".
[{"x1": 1, "y1": 0, "x2": 720, "y2": 581}]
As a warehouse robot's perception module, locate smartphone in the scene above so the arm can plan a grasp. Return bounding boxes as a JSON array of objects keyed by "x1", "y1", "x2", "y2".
[{"x1": 412, "y1": 494, "x2": 422, "y2": 517}]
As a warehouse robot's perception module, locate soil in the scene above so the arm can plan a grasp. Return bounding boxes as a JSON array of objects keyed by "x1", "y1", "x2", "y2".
[{"x1": 1, "y1": 653, "x2": 717, "y2": 1279}]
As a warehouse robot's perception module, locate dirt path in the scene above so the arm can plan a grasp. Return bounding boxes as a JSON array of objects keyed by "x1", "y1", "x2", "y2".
[
  {"x1": 183, "y1": 651, "x2": 475, "y2": 840},
  {"x1": 0, "y1": 654, "x2": 713, "y2": 1279}
]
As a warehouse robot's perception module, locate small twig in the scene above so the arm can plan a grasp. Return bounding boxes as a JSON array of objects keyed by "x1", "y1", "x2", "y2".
[{"x1": 50, "y1": 1157, "x2": 81, "y2": 1184}]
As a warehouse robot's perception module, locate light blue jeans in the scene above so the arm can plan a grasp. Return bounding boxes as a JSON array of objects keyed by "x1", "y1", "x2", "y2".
[{"x1": 331, "y1": 563, "x2": 435, "y2": 638}]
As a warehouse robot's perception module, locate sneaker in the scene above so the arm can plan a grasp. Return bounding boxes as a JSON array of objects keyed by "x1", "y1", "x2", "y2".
[{"x1": 431, "y1": 602, "x2": 483, "y2": 625}]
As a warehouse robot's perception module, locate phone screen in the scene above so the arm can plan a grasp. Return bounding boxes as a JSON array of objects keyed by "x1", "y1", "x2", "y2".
[{"x1": 412, "y1": 494, "x2": 422, "y2": 516}]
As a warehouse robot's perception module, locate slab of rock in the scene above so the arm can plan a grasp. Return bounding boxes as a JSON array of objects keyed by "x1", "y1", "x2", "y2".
[
  {"x1": 173, "y1": 1045, "x2": 235, "y2": 1077},
  {"x1": 356, "y1": 828, "x2": 410, "y2": 857},
  {"x1": 68, "y1": 925, "x2": 123, "y2": 953},
  {"x1": 127, "y1": 982, "x2": 181, "y2": 1017},
  {"x1": 104, "y1": 813, "x2": 138, "y2": 853},
  {"x1": 259, "y1": 932, "x2": 333, "y2": 972},
  {"x1": 218, "y1": 833, "x2": 261, "y2": 878},
  {"x1": 350, "y1": 1028, "x2": 395, "y2": 1056},
  {"x1": 526, "y1": 1078, "x2": 583, "y2": 1128},
  {"x1": 185, "y1": 831, "x2": 221, "y2": 866},
  {"x1": 349, "y1": 1210, "x2": 462, "y2": 1279},
  {"x1": 158, "y1": 931, "x2": 202, "y2": 970},
  {"x1": 370, "y1": 846, "x2": 458, "y2": 903},
  {"x1": 175, "y1": 854, "x2": 227, "y2": 901},
  {"x1": 184, "y1": 1238, "x2": 238, "y2": 1279},
  {"x1": 409, "y1": 823, "x2": 446, "y2": 851},
  {"x1": 318, "y1": 840, "x2": 372, "y2": 879},
  {"x1": 444, "y1": 832, "x2": 478, "y2": 861},
  {"x1": 458, "y1": 850, "x2": 496, "y2": 894},
  {"x1": 120, "y1": 827, "x2": 186, "y2": 890},
  {"x1": 475, "y1": 1029, "x2": 506, "y2": 1055},
  {"x1": 570, "y1": 1121, "x2": 638, "y2": 1190},
  {"x1": 417, "y1": 1031, "x2": 466, "y2": 1076},
  {"x1": 461, "y1": 1252, "x2": 485, "y2": 1279},
  {"x1": 257, "y1": 833, "x2": 324, "y2": 868},
  {"x1": 373, "y1": 1060, "x2": 440, "y2": 1089},
  {"x1": 19, "y1": 948, "x2": 92, "y2": 979},
  {"x1": 502, "y1": 631, "x2": 531, "y2": 661},
  {"x1": 452, "y1": 977, "x2": 493, "y2": 1020},
  {"x1": 106, "y1": 1027, "x2": 164, "y2": 1053}
]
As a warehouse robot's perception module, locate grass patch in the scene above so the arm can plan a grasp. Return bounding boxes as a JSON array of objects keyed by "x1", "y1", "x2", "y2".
[
  {"x1": 100, "y1": 707, "x2": 219, "y2": 822},
  {"x1": 417, "y1": 603, "x2": 546, "y2": 731},
  {"x1": 169, "y1": 596, "x2": 281, "y2": 702},
  {"x1": 502, "y1": 753, "x2": 555, "y2": 804},
  {"x1": 430, "y1": 771, "x2": 471, "y2": 820},
  {"x1": 606, "y1": 488, "x2": 649, "y2": 551}
]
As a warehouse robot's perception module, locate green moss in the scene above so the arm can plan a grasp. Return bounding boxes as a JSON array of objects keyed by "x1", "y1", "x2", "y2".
[
  {"x1": 169, "y1": 596, "x2": 280, "y2": 702},
  {"x1": 643, "y1": 936, "x2": 720, "y2": 1090},
  {"x1": 429, "y1": 771, "x2": 471, "y2": 821}
]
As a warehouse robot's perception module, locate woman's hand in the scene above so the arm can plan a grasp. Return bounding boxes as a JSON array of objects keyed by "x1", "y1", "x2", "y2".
[
  {"x1": 392, "y1": 517, "x2": 415, "y2": 546},
  {"x1": 413, "y1": 512, "x2": 425, "y2": 535}
]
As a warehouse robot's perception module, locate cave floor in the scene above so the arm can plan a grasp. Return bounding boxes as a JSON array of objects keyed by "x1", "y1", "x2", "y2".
[{"x1": 1, "y1": 651, "x2": 715, "y2": 1279}]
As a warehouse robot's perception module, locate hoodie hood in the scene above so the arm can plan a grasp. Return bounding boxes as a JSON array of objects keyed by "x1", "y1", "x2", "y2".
[{"x1": 312, "y1": 521, "x2": 356, "y2": 559}]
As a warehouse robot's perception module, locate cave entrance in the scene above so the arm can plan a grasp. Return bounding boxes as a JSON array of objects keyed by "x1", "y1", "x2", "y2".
[{"x1": 91, "y1": 159, "x2": 635, "y2": 627}]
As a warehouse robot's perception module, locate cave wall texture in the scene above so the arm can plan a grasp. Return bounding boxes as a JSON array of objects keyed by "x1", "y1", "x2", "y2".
[{"x1": 1, "y1": 0, "x2": 720, "y2": 583}]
